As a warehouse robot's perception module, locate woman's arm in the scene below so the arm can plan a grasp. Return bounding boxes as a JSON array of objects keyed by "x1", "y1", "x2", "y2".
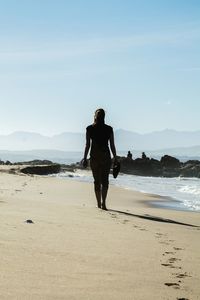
[
  {"x1": 83, "y1": 130, "x2": 90, "y2": 167},
  {"x1": 109, "y1": 130, "x2": 117, "y2": 159}
]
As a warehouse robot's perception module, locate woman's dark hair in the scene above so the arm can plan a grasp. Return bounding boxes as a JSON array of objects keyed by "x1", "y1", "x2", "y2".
[{"x1": 93, "y1": 108, "x2": 105, "y2": 125}]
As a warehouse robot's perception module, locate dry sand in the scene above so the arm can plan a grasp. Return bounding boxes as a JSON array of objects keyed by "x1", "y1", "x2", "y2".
[{"x1": 0, "y1": 166, "x2": 200, "y2": 300}]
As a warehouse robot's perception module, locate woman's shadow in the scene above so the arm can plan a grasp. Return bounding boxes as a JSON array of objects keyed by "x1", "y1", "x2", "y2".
[{"x1": 108, "y1": 209, "x2": 199, "y2": 228}]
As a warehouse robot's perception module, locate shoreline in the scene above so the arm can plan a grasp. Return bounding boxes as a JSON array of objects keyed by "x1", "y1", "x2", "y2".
[
  {"x1": 139, "y1": 193, "x2": 195, "y2": 213},
  {"x1": 2, "y1": 164, "x2": 200, "y2": 212},
  {"x1": 58, "y1": 165, "x2": 200, "y2": 212},
  {"x1": 56, "y1": 170, "x2": 200, "y2": 213}
]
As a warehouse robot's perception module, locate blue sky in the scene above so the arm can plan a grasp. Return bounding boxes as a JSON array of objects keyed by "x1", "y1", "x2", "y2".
[{"x1": 0, "y1": 0, "x2": 200, "y2": 135}]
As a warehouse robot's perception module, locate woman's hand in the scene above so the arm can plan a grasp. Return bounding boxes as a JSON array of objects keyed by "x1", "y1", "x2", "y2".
[
  {"x1": 81, "y1": 158, "x2": 88, "y2": 168},
  {"x1": 113, "y1": 156, "x2": 118, "y2": 165}
]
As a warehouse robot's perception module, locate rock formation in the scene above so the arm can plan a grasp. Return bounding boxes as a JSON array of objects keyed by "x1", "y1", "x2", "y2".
[
  {"x1": 20, "y1": 164, "x2": 61, "y2": 175},
  {"x1": 118, "y1": 155, "x2": 200, "y2": 178}
]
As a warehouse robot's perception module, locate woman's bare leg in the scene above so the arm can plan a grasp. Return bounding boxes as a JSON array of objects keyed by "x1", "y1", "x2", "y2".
[
  {"x1": 95, "y1": 189, "x2": 101, "y2": 208},
  {"x1": 101, "y1": 186, "x2": 108, "y2": 210}
]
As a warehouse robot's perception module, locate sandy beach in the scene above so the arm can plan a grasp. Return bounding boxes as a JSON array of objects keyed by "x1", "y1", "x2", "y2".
[{"x1": 0, "y1": 167, "x2": 200, "y2": 300}]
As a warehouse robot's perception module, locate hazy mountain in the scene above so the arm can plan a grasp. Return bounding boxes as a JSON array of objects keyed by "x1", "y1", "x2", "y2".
[
  {"x1": 1, "y1": 129, "x2": 200, "y2": 153},
  {"x1": 0, "y1": 131, "x2": 85, "y2": 151},
  {"x1": 115, "y1": 129, "x2": 200, "y2": 150}
]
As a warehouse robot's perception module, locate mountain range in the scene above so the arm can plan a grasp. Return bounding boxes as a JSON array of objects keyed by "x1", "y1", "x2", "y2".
[
  {"x1": 1, "y1": 129, "x2": 200, "y2": 163},
  {"x1": 1, "y1": 129, "x2": 200, "y2": 150}
]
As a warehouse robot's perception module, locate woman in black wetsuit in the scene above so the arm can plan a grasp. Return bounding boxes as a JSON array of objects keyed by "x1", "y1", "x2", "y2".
[{"x1": 83, "y1": 108, "x2": 117, "y2": 210}]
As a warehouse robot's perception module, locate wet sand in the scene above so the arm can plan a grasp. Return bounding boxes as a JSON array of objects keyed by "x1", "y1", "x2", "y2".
[{"x1": 0, "y1": 167, "x2": 200, "y2": 299}]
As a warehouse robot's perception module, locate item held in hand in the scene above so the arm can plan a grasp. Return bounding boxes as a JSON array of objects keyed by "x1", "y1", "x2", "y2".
[{"x1": 113, "y1": 161, "x2": 120, "y2": 178}]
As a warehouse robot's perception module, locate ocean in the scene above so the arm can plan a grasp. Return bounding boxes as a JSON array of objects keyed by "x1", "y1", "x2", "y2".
[{"x1": 54, "y1": 169, "x2": 200, "y2": 212}]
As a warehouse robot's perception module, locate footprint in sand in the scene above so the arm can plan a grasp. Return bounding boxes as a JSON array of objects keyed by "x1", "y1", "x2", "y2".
[
  {"x1": 133, "y1": 225, "x2": 139, "y2": 228},
  {"x1": 174, "y1": 247, "x2": 184, "y2": 251},
  {"x1": 159, "y1": 241, "x2": 170, "y2": 245},
  {"x1": 155, "y1": 233, "x2": 168, "y2": 240},
  {"x1": 155, "y1": 233, "x2": 163, "y2": 237},
  {"x1": 173, "y1": 272, "x2": 191, "y2": 279},
  {"x1": 109, "y1": 213, "x2": 117, "y2": 219},
  {"x1": 122, "y1": 219, "x2": 129, "y2": 224},
  {"x1": 131, "y1": 225, "x2": 147, "y2": 231},
  {"x1": 162, "y1": 252, "x2": 175, "y2": 256},
  {"x1": 161, "y1": 262, "x2": 182, "y2": 270},
  {"x1": 161, "y1": 263, "x2": 176, "y2": 268},
  {"x1": 164, "y1": 282, "x2": 180, "y2": 289},
  {"x1": 168, "y1": 257, "x2": 181, "y2": 263}
]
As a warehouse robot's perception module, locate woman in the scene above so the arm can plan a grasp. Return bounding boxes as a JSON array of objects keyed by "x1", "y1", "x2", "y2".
[{"x1": 83, "y1": 108, "x2": 117, "y2": 210}]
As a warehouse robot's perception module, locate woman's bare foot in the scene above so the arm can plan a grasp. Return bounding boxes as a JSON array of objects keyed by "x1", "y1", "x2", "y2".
[{"x1": 101, "y1": 205, "x2": 107, "y2": 211}]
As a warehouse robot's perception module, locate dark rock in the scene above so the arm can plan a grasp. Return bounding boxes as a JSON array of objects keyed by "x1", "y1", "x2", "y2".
[
  {"x1": 20, "y1": 164, "x2": 61, "y2": 175},
  {"x1": 119, "y1": 156, "x2": 135, "y2": 174},
  {"x1": 23, "y1": 155, "x2": 200, "y2": 179},
  {"x1": 115, "y1": 154, "x2": 200, "y2": 178},
  {"x1": 25, "y1": 219, "x2": 34, "y2": 224},
  {"x1": 119, "y1": 156, "x2": 163, "y2": 176},
  {"x1": 180, "y1": 161, "x2": 200, "y2": 178},
  {"x1": 162, "y1": 168, "x2": 180, "y2": 177},
  {"x1": 0, "y1": 160, "x2": 12, "y2": 165},
  {"x1": 160, "y1": 155, "x2": 180, "y2": 168}
]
